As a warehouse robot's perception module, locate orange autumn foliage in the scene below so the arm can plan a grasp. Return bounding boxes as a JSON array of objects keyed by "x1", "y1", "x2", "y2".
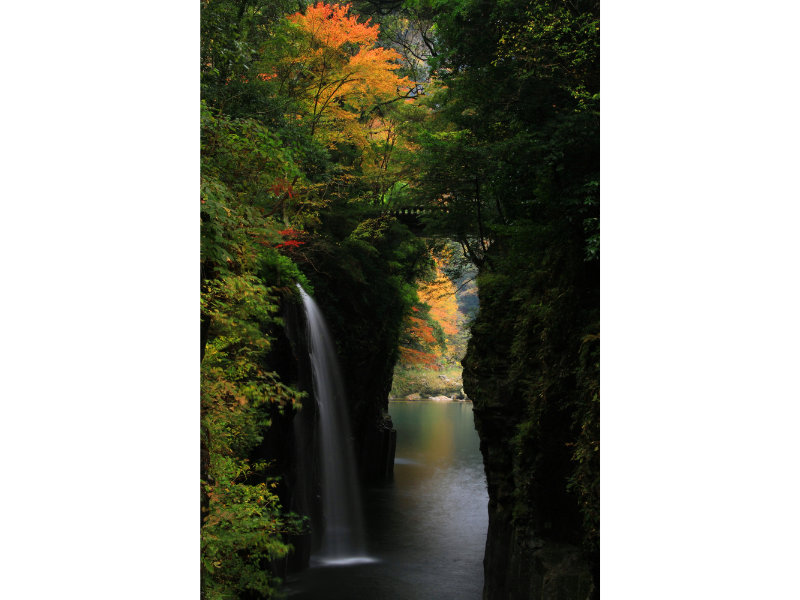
[
  {"x1": 290, "y1": 2, "x2": 377, "y2": 48},
  {"x1": 398, "y1": 347, "x2": 440, "y2": 370},
  {"x1": 417, "y1": 258, "x2": 460, "y2": 337},
  {"x1": 396, "y1": 308, "x2": 443, "y2": 368},
  {"x1": 286, "y1": 3, "x2": 412, "y2": 140},
  {"x1": 408, "y1": 316, "x2": 438, "y2": 345},
  {"x1": 397, "y1": 254, "x2": 465, "y2": 369}
]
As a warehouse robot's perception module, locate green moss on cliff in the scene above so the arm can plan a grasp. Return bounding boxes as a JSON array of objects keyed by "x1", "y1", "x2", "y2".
[{"x1": 463, "y1": 218, "x2": 599, "y2": 590}]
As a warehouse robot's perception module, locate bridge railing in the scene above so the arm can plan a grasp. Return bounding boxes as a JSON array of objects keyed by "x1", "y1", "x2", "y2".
[{"x1": 381, "y1": 205, "x2": 449, "y2": 216}]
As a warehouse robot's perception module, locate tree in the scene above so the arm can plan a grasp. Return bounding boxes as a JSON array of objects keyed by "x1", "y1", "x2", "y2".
[
  {"x1": 201, "y1": 90, "x2": 310, "y2": 600},
  {"x1": 201, "y1": 0, "x2": 300, "y2": 119},
  {"x1": 283, "y1": 2, "x2": 413, "y2": 139}
]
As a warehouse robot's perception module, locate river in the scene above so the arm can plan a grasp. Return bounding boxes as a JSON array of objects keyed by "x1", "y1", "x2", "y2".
[{"x1": 284, "y1": 400, "x2": 488, "y2": 599}]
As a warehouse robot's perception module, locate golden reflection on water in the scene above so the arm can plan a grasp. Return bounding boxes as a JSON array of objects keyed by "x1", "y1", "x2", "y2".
[
  {"x1": 391, "y1": 400, "x2": 475, "y2": 451},
  {"x1": 389, "y1": 401, "x2": 481, "y2": 477},
  {"x1": 424, "y1": 404, "x2": 455, "y2": 463}
]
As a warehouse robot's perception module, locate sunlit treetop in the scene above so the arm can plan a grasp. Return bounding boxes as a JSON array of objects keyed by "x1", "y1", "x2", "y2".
[
  {"x1": 289, "y1": 2, "x2": 379, "y2": 49},
  {"x1": 288, "y1": 2, "x2": 411, "y2": 101},
  {"x1": 285, "y1": 2, "x2": 413, "y2": 145}
]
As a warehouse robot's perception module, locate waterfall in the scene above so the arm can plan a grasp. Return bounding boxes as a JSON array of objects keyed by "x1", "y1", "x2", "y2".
[{"x1": 297, "y1": 284, "x2": 373, "y2": 565}]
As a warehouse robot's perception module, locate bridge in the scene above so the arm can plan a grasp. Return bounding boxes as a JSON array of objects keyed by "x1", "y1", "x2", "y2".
[{"x1": 382, "y1": 205, "x2": 449, "y2": 234}]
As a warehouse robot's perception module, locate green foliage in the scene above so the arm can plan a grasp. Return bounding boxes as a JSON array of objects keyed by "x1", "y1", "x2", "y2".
[
  {"x1": 201, "y1": 103, "x2": 303, "y2": 238},
  {"x1": 201, "y1": 476, "x2": 299, "y2": 600},
  {"x1": 202, "y1": 318, "x2": 307, "y2": 598},
  {"x1": 201, "y1": 251, "x2": 307, "y2": 599},
  {"x1": 567, "y1": 332, "x2": 600, "y2": 553},
  {"x1": 258, "y1": 248, "x2": 312, "y2": 294},
  {"x1": 201, "y1": 10, "x2": 314, "y2": 594},
  {"x1": 404, "y1": 0, "x2": 599, "y2": 265},
  {"x1": 201, "y1": 366, "x2": 307, "y2": 599},
  {"x1": 201, "y1": 0, "x2": 303, "y2": 119}
]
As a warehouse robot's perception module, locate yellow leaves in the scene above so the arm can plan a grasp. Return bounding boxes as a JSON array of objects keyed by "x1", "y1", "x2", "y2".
[
  {"x1": 285, "y1": 3, "x2": 412, "y2": 144},
  {"x1": 396, "y1": 249, "x2": 469, "y2": 371},
  {"x1": 348, "y1": 46, "x2": 409, "y2": 97}
]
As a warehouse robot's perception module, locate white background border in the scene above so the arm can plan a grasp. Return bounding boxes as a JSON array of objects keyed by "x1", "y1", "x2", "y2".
[{"x1": 2, "y1": 1, "x2": 799, "y2": 597}]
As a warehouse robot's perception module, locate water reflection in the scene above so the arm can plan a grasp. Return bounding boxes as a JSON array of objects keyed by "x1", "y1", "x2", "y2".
[{"x1": 284, "y1": 401, "x2": 488, "y2": 599}]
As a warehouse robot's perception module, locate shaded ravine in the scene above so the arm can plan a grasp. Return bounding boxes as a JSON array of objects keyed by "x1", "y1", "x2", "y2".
[{"x1": 285, "y1": 401, "x2": 488, "y2": 599}]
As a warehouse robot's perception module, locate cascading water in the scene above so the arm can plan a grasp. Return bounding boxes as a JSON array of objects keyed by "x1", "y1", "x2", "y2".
[{"x1": 297, "y1": 284, "x2": 373, "y2": 566}]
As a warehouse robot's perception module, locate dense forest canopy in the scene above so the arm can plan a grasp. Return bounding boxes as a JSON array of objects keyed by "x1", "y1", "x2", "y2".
[{"x1": 200, "y1": 0, "x2": 598, "y2": 597}]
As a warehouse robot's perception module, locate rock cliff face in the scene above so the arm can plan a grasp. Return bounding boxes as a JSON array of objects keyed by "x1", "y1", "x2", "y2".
[
  {"x1": 251, "y1": 296, "x2": 316, "y2": 575},
  {"x1": 291, "y1": 217, "x2": 425, "y2": 485},
  {"x1": 261, "y1": 278, "x2": 403, "y2": 573},
  {"x1": 256, "y1": 218, "x2": 424, "y2": 574},
  {"x1": 299, "y1": 275, "x2": 401, "y2": 484},
  {"x1": 472, "y1": 394, "x2": 595, "y2": 600},
  {"x1": 462, "y1": 233, "x2": 599, "y2": 600}
]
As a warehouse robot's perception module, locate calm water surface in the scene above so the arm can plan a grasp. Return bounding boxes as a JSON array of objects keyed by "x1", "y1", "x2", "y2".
[{"x1": 284, "y1": 401, "x2": 488, "y2": 599}]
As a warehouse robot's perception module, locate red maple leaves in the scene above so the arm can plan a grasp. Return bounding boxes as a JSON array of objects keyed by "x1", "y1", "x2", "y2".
[
  {"x1": 270, "y1": 179, "x2": 295, "y2": 198},
  {"x1": 276, "y1": 228, "x2": 306, "y2": 250}
]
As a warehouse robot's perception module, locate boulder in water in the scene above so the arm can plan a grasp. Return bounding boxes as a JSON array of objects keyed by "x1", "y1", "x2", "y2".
[{"x1": 405, "y1": 393, "x2": 421, "y2": 401}]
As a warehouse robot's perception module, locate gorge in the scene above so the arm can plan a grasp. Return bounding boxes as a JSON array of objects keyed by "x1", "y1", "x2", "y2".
[{"x1": 200, "y1": 1, "x2": 599, "y2": 598}]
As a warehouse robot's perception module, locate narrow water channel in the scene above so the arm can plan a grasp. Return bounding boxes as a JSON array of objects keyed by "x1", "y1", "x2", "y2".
[{"x1": 285, "y1": 401, "x2": 488, "y2": 599}]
